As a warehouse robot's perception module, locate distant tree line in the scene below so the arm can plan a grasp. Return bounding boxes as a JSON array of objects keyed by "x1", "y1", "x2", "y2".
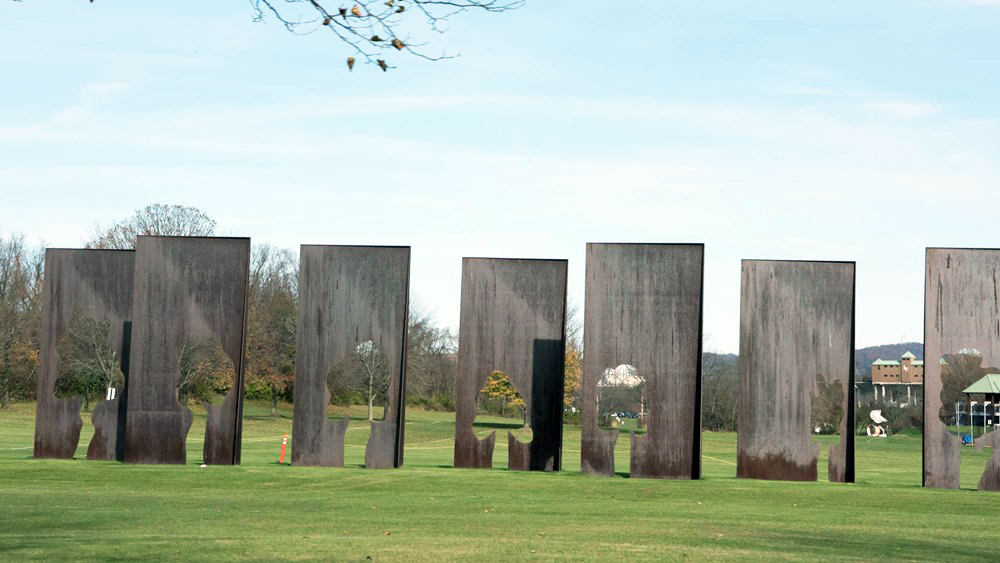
[
  {"x1": 0, "y1": 205, "x2": 901, "y2": 436},
  {"x1": 0, "y1": 205, "x2": 466, "y2": 415},
  {"x1": 0, "y1": 233, "x2": 43, "y2": 408}
]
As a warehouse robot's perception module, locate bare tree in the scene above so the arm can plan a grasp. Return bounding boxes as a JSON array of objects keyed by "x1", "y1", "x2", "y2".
[
  {"x1": 356, "y1": 340, "x2": 390, "y2": 421},
  {"x1": 86, "y1": 204, "x2": 216, "y2": 249},
  {"x1": 53, "y1": 308, "x2": 123, "y2": 412},
  {"x1": 701, "y1": 351, "x2": 738, "y2": 432},
  {"x1": 406, "y1": 301, "x2": 457, "y2": 401},
  {"x1": 177, "y1": 339, "x2": 234, "y2": 404},
  {"x1": 810, "y1": 373, "x2": 844, "y2": 434},
  {"x1": 251, "y1": 0, "x2": 522, "y2": 71},
  {"x1": 0, "y1": 233, "x2": 43, "y2": 408}
]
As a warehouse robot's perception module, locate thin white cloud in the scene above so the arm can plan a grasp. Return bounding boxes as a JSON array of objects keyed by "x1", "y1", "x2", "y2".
[
  {"x1": 864, "y1": 101, "x2": 942, "y2": 119},
  {"x1": 82, "y1": 81, "x2": 130, "y2": 97},
  {"x1": 81, "y1": 81, "x2": 131, "y2": 106}
]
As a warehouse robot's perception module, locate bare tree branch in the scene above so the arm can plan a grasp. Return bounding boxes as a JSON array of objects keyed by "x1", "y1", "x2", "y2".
[{"x1": 251, "y1": 0, "x2": 523, "y2": 70}]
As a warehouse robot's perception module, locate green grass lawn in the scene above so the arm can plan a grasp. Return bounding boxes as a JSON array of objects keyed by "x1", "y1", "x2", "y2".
[{"x1": 3, "y1": 401, "x2": 1000, "y2": 561}]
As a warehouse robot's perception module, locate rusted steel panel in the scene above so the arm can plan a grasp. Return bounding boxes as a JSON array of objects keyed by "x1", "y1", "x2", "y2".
[
  {"x1": 924, "y1": 248, "x2": 1000, "y2": 490},
  {"x1": 737, "y1": 260, "x2": 855, "y2": 483},
  {"x1": 292, "y1": 246, "x2": 410, "y2": 468},
  {"x1": 580, "y1": 244, "x2": 704, "y2": 478},
  {"x1": 454, "y1": 258, "x2": 567, "y2": 471},
  {"x1": 34, "y1": 249, "x2": 134, "y2": 461},
  {"x1": 124, "y1": 236, "x2": 250, "y2": 465}
]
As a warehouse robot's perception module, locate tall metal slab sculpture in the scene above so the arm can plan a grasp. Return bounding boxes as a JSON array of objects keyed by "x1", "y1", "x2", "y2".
[
  {"x1": 34, "y1": 249, "x2": 134, "y2": 461},
  {"x1": 292, "y1": 245, "x2": 410, "y2": 468},
  {"x1": 737, "y1": 260, "x2": 855, "y2": 482},
  {"x1": 581, "y1": 244, "x2": 704, "y2": 478},
  {"x1": 924, "y1": 248, "x2": 1000, "y2": 491},
  {"x1": 454, "y1": 258, "x2": 567, "y2": 471},
  {"x1": 124, "y1": 236, "x2": 250, "y2": 465}
]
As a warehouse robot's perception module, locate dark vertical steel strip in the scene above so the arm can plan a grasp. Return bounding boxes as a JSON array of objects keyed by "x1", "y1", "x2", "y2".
[
  {"x1": 692, "y1": 247, "x2": 706, "y2": 480},
  {"x1": 556, "y1": 266, "x2": 568, "y2": 472},
  {"x1": 115, "y1": 321, "x2": 132, "y2": 462},
  {"x1": 231, "y1": 241, "x2": 252, "y2": 465},
  {"x1": 846, "y1": 267, "x2": 857, "y2": 483},
  {"x1": 394, "y1": 254, "x2": 412, "y2": 468}
]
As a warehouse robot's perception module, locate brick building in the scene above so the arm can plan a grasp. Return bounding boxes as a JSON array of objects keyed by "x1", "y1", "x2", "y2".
[{"x1": 871, "y1": 351, "x2": 923, "y2": 404}]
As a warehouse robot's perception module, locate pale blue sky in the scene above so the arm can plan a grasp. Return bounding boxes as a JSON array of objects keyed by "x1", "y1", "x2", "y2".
[{"x1": 2, "y1": 1, "x2": 999, "y2": 353}]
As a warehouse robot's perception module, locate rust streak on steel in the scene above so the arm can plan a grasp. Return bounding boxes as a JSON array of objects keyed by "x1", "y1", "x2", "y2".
[
  {"x1": 292, "y1": 245, "x2": 410, "y2": 468},
  {"x1": 124, "y1": 236, "x2": 250, "y2": 465},
  {"x1": 454, "y1": 258, "x2": 567, "y2": 471},
  {"x1": 737, "y1": 260, "x2": 855, "y2": 483},
  {"x1": 34, "y1": 249, "x2": 134, "y2": 461},
  {"x1": 924, "y1": 248, "x2": 1000, "y2": 491},
  {"x1": 580, "y1": 243, "x2": 704, "y2": 479}
]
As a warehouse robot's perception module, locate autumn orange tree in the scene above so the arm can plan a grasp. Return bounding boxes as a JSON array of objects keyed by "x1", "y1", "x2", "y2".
[
  {"x1": 479, "y1": 370, "x2": 526, "y2": 425},
  {"x1": 251, "y1": 0, "x2": 521, "y2": 71},
  {"x1": 563, "y1": 342, "x2": 581, "y2": 410}
]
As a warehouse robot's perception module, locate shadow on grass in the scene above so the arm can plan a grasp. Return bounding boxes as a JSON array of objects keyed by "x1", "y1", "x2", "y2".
[
  {"x1": 244, "y1": 414, "x2": 292, "y2": 421},
  {"x1": 472, "y1": 421, "x2": 522, "y2": 430}
]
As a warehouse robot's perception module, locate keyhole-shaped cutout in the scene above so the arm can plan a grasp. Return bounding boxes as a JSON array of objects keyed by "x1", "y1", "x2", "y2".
[
  {"x1": 597, "y1": 364, "x2": 644, "y2": 431},
  {"x1": 54, "y1": 306, "x2": 124, "y2": 413},
  {"x1": 326, "y1": 340, "x2": 389, "y2": 421},
  {"x1": 176, "y1": 338, "x2": 233, "y2": 406}
]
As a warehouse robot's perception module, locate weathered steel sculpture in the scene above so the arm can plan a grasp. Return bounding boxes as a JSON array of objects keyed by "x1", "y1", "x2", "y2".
[
  {"x1": 292, "y1": 245, "x2": 410, "y2": 468},
  {"x1": 454, "y1": 258, "x2": 567, "y2": 471},
  {"x1": 124, "y1": 236, "x2": 250, "y2": 465},
  {"x1": 33, "y1": 249, "x2": 134, "y2": 461},
  {"x1": 737, "y1": 260, "x2": 855, "y2": 482},
  {"x1": 581, "y1": 243, "x2": 704, "y2": 478},
  {"x1": 924, "y1": 248, "x2": 1000, "y2": 491}
]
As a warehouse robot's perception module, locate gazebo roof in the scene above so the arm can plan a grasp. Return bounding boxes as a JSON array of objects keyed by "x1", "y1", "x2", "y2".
[{"x1": 963, "y1": 374, "x2": 1000, "y2": 395}]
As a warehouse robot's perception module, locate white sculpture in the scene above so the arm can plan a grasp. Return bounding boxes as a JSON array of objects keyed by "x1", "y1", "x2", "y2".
[{"x1": 866, "y1": 409, "x2": 888, "y2": 437}]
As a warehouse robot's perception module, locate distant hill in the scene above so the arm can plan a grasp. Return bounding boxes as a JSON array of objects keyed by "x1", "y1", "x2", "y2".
[
  {"x1": 855, "y1": 342, "x2": 923, "y2": 380},
  {"x1": 704, "y1": 352, "x2": 737, "y2": 367}
]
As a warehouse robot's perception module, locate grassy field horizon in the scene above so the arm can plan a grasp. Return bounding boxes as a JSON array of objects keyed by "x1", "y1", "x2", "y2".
[{"x1": 3, "y1": 400, "x2": 1000, "y2": 560}]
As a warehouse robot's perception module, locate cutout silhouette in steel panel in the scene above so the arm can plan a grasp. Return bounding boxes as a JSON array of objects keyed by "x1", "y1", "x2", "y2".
[
  {"x1": 580, "y1": 244, "x2": 704, "y2": 478},
  {"x1": 34, "y1": 249, "x2": 134, "y2": 461},
  {"x1": 292, "y1": 245, "x2": 410, "y2": 468},
  {"x1": 737, "y1": 260, "x2": 855, "y2": 483},
  {"x1": 924, "y1": 248, "x2": 1000, "y2": 491},
  {"x1": 454, "y1": 258, "x2": 567, "y2": 471},
  {"x1": 124, "y1": 236, "x2": 250, "y2": 465}
]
